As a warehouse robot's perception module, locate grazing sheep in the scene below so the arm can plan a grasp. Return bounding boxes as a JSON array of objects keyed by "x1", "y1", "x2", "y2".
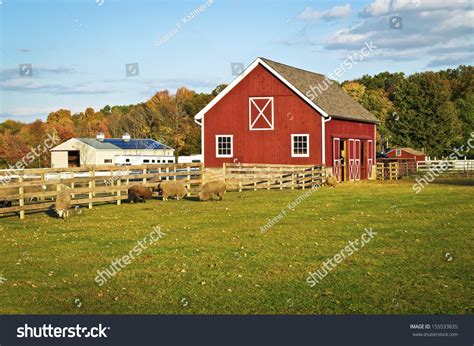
[
  {"x1": 128, "y1": 185, "x2": 153, "y2": 203},
  {"x1": 156, "y1": 180, "x2": 188, "y2": 201},
  {"x1": 0, "y1": 184, "x2": 55, "y2": 206},
  {"x1": 26, "y1": 184, "x2": 48, "y2": 202},
  {"x1": 199, "y1": 180, "x2": 226, "y2": 201},
  {"x1": 56, "y1": 184, "x2": 71, "y2": 191},
  {"x1": 0, "y1": 188, "x2": 13, "y2": 208},
  {"x1": 55, "y1": 188, "x2": 72, "y2": 219},
  {"x1": 326, "y1": 174, "x2": 338, "y2": 188}
]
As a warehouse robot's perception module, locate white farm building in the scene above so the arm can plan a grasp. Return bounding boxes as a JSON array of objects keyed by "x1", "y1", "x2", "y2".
[{"x1": 50, "y1": 134, "x2": 175, "y2": 168}]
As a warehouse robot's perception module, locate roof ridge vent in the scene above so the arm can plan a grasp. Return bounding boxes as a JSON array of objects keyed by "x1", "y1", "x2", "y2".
[{"x1": 122, "y1": 133, "x2": 131, "y2": 142}]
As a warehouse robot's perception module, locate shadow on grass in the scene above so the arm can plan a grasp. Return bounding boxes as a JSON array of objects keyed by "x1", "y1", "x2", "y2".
[{"x1": 431, "y1": 178, "x2": 474, "y2": 187}]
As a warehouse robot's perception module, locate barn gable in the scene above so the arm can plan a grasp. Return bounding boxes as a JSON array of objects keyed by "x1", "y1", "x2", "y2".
[{"x1": 194, "y1": 57, "x2": 379, "y2": 124}]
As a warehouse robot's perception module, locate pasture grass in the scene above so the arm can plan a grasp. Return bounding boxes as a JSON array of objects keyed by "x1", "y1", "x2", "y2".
[{"x1": 0, "y1": 178, "x2": 473, "y2": 314}]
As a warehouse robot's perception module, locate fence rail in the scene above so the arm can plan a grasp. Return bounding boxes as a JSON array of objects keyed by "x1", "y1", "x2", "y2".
[
  {"x1": 223, "y1": 163, "x2": 325, "y2": 191},
  {"x1": 416, "y1": 160, "x2": 474, "y2": 172},
  {"x1": 0, "y1": 163, "x2": 203, "y2": 219},
  {"x1": 377, "y1": 159, "x2": 474, "y2": 180}
]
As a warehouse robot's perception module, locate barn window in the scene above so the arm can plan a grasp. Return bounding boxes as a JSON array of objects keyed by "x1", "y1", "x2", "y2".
[
  {"x1": 216, "y1": 135, "x2": 233, "y2": 158},
  {"x1": 396, "y1": 149, "x2": 401, "y2": 157},
  {"x1": 249, "y1": 97, "x2": 274, "y2": 131},
  {"x1": 104, "y1": 159, "x2": 112, "y2": 163},
  {"x1": 291, "y1": 134, "x2": 309, "y2": 157},
  {"x1": 125, "y1": 158, "x2": 130, "y2": 163},
  {"x1": 143, "y1": 159, "x2": 150, "y2": 163}
]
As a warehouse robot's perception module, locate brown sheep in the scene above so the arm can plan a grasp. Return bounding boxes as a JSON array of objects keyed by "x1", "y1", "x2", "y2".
[
  {"x1": 128, "y1": 185, "x2": 153, "y2": 203},
  {"x1": 199, "y1": 180, "x2": 226, "y2": 201},
  {"x1": 326, "y1": 174, "x2": 338, "y2": 188},
  {"x1": 155, "y1": 180, "x2": 188, "y2": 201},
  {"x1": 55, "y1": 188, "x2": 72, "y2": 219},
  {"x1": 26, "y1": 184, "x2": 49, "y2": 202},
  {"x1": 0, "y1": 184, "x2": 52, "y2": 206},
  {"x1": 0, "y1": 188, "x2": 13, "y2": 208}
]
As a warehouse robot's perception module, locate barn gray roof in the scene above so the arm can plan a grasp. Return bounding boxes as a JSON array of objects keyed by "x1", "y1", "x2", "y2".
[
  {"x1": 77, "y1": 138, "x2": 118, "y2": 149},
  {"x1": 260, "y1": 58, "x2": 379, "y2": 123}
]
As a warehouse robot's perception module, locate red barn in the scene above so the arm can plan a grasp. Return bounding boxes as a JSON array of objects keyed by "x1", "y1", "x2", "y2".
[
  {"x1": 194, "y1": 58, "x2": 379, "y2": 181},
  {"x1": 386, "y1": 148, "x2": 427, "y2": 162}
]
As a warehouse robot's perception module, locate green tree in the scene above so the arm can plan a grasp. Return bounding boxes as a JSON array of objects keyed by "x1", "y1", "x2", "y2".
[{"x1": 389, "y1": 72, "x2": 461, "y2": 156}]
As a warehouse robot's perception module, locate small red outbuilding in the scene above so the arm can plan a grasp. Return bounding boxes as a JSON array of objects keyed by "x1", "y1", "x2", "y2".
[
  {"x1": 386, "y1": 148, "x2": 427, "y2": 162},
  {"x1": 194, "y1": 58, "x2": 379, "y2": 181}
]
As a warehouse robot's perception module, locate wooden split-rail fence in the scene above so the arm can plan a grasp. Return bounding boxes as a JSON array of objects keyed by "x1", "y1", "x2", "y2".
[
  {"x1": 223, "y1": 163, "x2": 326, "y2": 191},
  {"x1": 377, "y1": 159, "x2": 474, "y2": 180},
  {"x1": 0, "y1": 163, "x2": 202, "y2": 219}
]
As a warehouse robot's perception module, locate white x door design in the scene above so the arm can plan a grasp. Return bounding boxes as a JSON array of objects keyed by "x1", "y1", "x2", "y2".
[{"x1": 249, "y1": 97, "x2": 274, "y2": 130}]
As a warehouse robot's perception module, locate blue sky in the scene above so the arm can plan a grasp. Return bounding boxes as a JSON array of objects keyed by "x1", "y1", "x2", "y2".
[{"x1": 1, "y1": 0, "x2": 473, "y2": 122}]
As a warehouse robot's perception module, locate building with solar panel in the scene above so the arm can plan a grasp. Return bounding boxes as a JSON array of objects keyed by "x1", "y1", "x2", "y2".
[{"x1": 50, "y1": 133, "x2": 175, "y2": 168}]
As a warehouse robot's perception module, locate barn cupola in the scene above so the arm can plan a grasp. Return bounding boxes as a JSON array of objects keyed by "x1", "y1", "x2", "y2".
[{"x1": 96, "y1": 132, "x2": 105, "y2": 141}]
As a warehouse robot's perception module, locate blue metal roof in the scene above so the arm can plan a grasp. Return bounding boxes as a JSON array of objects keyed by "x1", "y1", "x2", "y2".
[{"x1": 77, "y1": 138, "x2": 171, "y2": 150}]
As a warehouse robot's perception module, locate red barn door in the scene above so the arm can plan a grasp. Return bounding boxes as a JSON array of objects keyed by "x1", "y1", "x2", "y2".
[
  {"x1": 348, "y1": 139, "x2": 355, "y2": 181},
  {"x1": 333, "y1": 138, "x2": 341, "y2": 181},
  {"x1": 367, "y1": 140, "x2": 373, "y2": 178},
  {"x1": 355, "y1": 139, "x2": 361, "y2": 181}
]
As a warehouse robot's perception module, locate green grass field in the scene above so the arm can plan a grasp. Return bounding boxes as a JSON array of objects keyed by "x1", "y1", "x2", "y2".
[{"x1": 0, "y1": 178, "x2": 473, "y2": 314}]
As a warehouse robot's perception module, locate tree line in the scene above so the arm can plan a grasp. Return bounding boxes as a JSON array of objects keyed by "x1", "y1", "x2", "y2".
[
  {"x1": 342, "y1": 65, "x2": 473, "y2": 157},
  {"x1": 0, "y1": 65, "x2": 472, "y2": 168},
  {"x1": 0, "y1": 85, "x2": 225, "y2": 168}
]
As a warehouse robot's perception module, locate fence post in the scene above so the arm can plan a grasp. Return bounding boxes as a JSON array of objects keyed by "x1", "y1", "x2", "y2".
[
  {"x1": 143, "y1": 167, "x2": 147, "y2": 185},
  {"x1": 187, "y1": 166, "x2": 191, "y2": 190},
  {"x1": 40, "y1": 172, "x2": 46, "y2": 201},
  {"x1": 267, "y1": 166, "x2": 271, "y2": 190},
  {"x1": 223, "y1": 163, "x2": 226, "y2": 185},
  {"x1": 291, "y1": 173, "x2": 295, "y2": 189},
  {"x1": 280, "y1": 166, "x2": 283, "y2": 190},
  {"x1": 117, "y1": 176, "x2": 121, "y2": 206},
  {"x1": 19, "y1": 174, "x2": 25, "y2": 220},
  {"x1": 301, "y1": 168, "x2": 305, "y2": 190},
  {"x1": 70, "y1": 181, "x2": 75, "y2": 199},
  {"x1": 254, "y1": 166, "x2": 257, "y2": 191},
  {"x1": 92, "y1": 167, "x2": 96, "y2": 197},
  {"x1": 88, "y1": 168, "x2": 94, "y2": 209},
  {"x1": 238, "y1": 164, "x2": 243, "y2": 192},
  {"x1": 110, "y1": 176, "x2": 114, "y2": 196}
]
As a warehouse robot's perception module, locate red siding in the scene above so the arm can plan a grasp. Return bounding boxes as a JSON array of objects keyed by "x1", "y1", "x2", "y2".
[
  {"x1": 387, "y1": 149, "x2": 426, "y2": 161},
  {"x1": 203, "y1": 64, "x2": 323, "y2": 167},
  {"x1": 324, "y1": 119, "x2": 376, "y2": 163},
  {"x1": 202, "y1": 63, "x2": 377, "y2": 175}
]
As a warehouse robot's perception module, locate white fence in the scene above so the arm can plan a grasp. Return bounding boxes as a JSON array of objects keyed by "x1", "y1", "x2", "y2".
[{"x1": 416, "y1": 160, "x2": 474, "y2": 173}]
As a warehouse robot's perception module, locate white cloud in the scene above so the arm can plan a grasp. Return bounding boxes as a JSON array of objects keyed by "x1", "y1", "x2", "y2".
[
  {"x1": 320, "y1": 0, "x2": 474, "y2": 67},
  {"x1": 2, "y1": 106, "x2": 62, "y2": 117},
  {"x1": 297, "y1": 4, "x2": 351, "y2": 21},
  {"x1": 360, "y1": 0, "x2": 472, "y2": 17}
]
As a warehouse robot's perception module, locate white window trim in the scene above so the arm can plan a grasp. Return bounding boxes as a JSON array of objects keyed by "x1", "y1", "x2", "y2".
[
  {"x1": 396, "y1": 149, "x2": 401, "y2": 157},
  {"x1": 249, "y1": 97, "x2": 274, "y2": 131},
  {"x1": 215, "y1": 135, "x2": 233, "y2": 158},
  {"x1": 291, "y1": 134, "x2": 310, "y2": 158}
]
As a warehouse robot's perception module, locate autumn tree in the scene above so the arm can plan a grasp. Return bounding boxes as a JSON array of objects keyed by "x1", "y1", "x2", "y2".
[{"x1": 47, "y1": 109, "x2": 75, "y2": 141}]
